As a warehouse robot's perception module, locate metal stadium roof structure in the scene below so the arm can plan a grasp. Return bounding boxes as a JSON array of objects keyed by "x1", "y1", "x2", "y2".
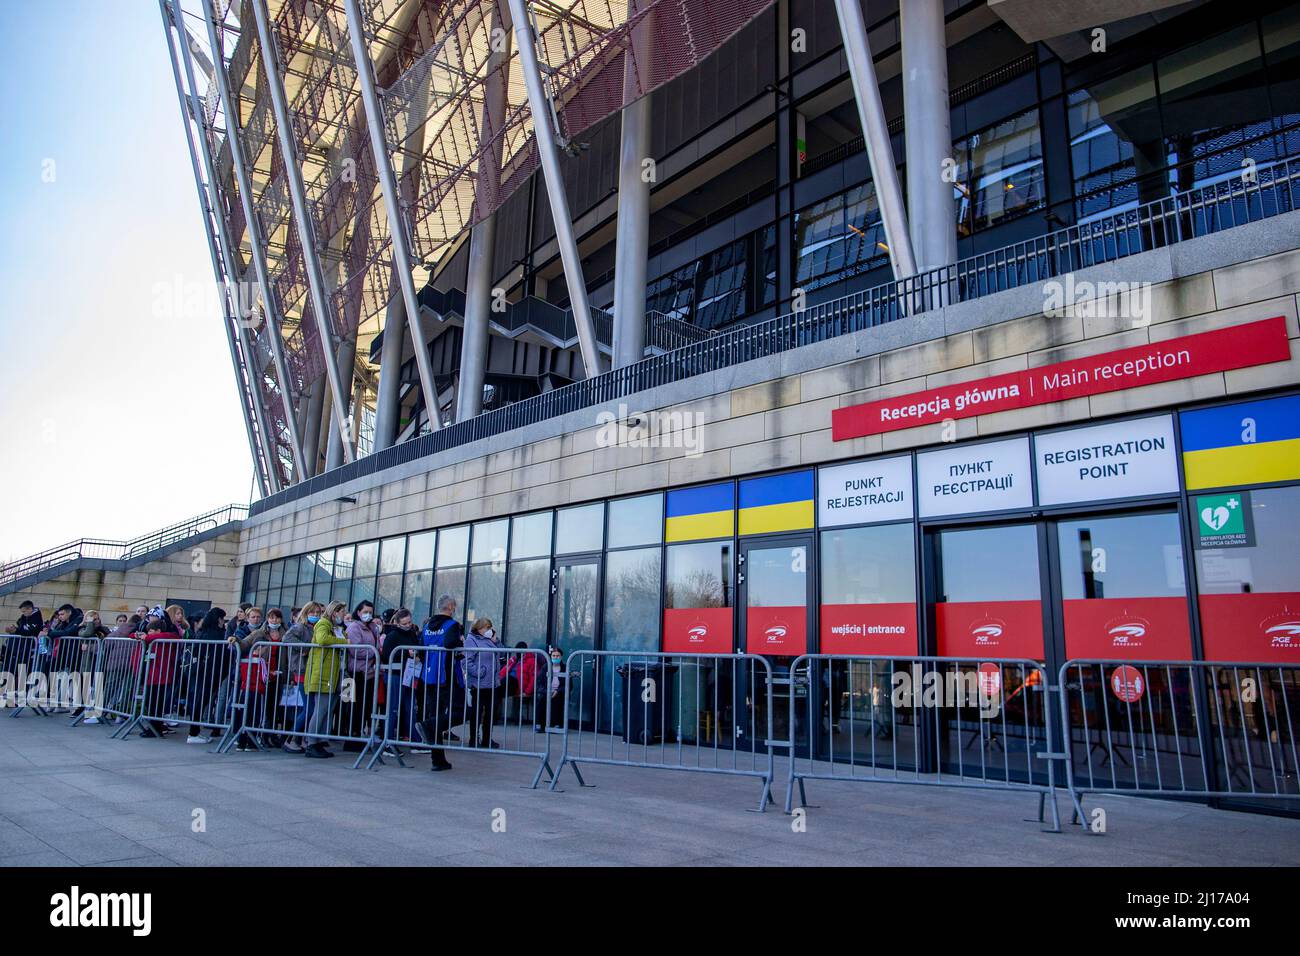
[{"x1": 162, "y1": 0, "x2": 777, "y2": 493}]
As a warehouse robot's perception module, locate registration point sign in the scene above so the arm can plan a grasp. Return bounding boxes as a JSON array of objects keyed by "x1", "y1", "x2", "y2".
[{"x1": 1034, "y1": 416, "x2": 1179, "y2": 505}]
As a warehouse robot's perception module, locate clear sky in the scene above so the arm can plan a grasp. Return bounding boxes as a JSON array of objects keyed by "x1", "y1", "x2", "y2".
[{"x1": 0, "y1": 1, "x2": 255, "y2": 562}]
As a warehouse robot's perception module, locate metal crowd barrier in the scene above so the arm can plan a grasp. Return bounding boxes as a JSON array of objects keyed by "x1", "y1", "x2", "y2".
[
  {"x1": 1, "y1": 634, "x2": 100, "y2": 718},
  {"x1": 1, "y1": 636, "x2": 38, "y2": 716},
  {"x1": 219, "y1": 641, "x2": 384, "y2": 768},
  {"x1": 1059, "y1": 659, "x2": 1300, "y2": 826},
  {"x1": 551, "y1": 650, "x2": 776, "y2": 812},
  {"x1": 367, "y1": 645, "x2": 556, "y2": 787},
  {"x1": 85, "y1": 636, "x2": 145, "y2": 727},
  {"x1": 119, "y1": 638, "x2": 241, "y2": 747},
  {"x1": 785, "y1": 655, "x2": 1061, "y2": 831}
]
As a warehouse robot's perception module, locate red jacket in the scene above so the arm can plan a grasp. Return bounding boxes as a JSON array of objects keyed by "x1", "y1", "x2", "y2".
[
  {"x1": 499, "y1": 653, "x2": 538, "y2": 696},
  {"x1": 130, "y1": 633, "x2": 177, "y2": 686}
]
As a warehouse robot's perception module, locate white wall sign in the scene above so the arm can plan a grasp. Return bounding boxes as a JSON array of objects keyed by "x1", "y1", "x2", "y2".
[
  {"x1": 918, "y1": 437, "x2": 1034, "y2": 518},
  {"x1": 818, "y1": 455, "x2": 914, "y2": 526},
  {"x1": 1035, "y1": 415, "x2": 1178, "y2": 506}
]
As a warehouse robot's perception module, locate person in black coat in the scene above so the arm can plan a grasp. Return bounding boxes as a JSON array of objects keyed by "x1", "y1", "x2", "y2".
[{"x1": 186, "y1": 607, "x2": 227, "y2": 743}]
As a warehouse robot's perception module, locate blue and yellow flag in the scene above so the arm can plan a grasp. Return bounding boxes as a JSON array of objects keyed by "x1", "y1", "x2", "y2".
[
  {"x1": 1181, "y1": 395, "x2": 1300, "y2": 489},
  {"x1": 665, "y1": 483, "x2": 735, "y2": 542},
  {"x1": 738, "y1": 470, "x2": 814, "y2": 535}
]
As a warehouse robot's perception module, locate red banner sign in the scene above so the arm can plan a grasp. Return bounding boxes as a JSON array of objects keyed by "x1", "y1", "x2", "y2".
[
  {"x1": 934, "y1": 600, "x2": 1045, "y2": 658},
  {"x1": 833, "y1": 317, "x2": 1289, "y2": 440},
  {"x1": 663, "y1": 607, "x2": 733, "y2": 654},
  {"x1": 1198, "y1": 592, "x2": 1300, "y2": 663},
  {"x1": 1062, "y1": 596, "x2": 1192, "y2": 660},
  {"x1": 745, "y1": 605, "x2": 808, "y2": 655},
  {"x1": 819, "y1": 602, "x2": 917, "y2": 655}
]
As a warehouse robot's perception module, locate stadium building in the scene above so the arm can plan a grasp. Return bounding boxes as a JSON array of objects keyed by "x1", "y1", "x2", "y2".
[{"x1": 3, "y1": 0, "x2": 1300, "y2": 808}]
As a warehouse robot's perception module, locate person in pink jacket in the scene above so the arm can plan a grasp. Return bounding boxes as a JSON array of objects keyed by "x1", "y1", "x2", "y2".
[{"x1": 342, "y1": 600, "x2": 383, "y2": 750}]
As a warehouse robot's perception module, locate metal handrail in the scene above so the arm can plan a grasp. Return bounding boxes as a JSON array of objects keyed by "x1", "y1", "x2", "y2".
[{"x1": 0, "y1": 504, "x2": 250, "y2": 588}]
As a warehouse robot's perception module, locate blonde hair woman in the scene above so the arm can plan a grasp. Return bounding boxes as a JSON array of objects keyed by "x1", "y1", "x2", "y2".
[
  {"x1": 280, "y1": 602, "x2": 325, "y2": 753},
  {"x1": 463, "y1": 616, "x2": 503, "y2": 750},
  {"x1": 303, "y1": 601, "x2": 349, "y2": 758}
]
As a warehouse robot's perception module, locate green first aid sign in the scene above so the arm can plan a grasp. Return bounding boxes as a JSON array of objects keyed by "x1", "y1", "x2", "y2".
[{"x1": 1195, "y1": 492, "x2": 1251, "y2": 547}]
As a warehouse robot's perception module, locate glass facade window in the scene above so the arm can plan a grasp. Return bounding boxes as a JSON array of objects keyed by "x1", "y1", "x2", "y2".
[
  {"x1": 793, "y1": 180, "x2": 886, "y2": 293},
  {"x1": 333, "y1": 544, "x2": 354, "y2": 609},
  {"x1": 953, "y1": 108, "x2": 1044, "y2": 235},
  {"x1": 467, "y1": 563, "x2": 506, "y2": 628},
  {"x1": 1194, "y1": 485, "x2": 1300, "y2": 661},
  {"x1": 379, "y1": 537, "x2": 406, "y2": 576},
  {"x1": 556, "y1": 503, "x2": 604, "y2": 554},
  {"x1": 506, "y1": 558, "x2": 551, "y2": 646},
  {"x1": 314, "y1": 550, "x2": 334, "y2": 590},
  {"x1": 351, "y1": 541, "x2": 378, "y2": 610},
  {"x1": 603, "y1": 548, "x2": 662, "y2": 650},
  {"x1": 1056, "y1": 512, "x2": 1190, "y2": 659},
  {"x1": 645, "y1": 227, "x2": 775, "y2": 331},
  {"x1": 819, "y1": 523, "x2": 917, "y2": 654},
  {"x1": 470, "y1": 519, "x2": 508, "y2": 566},
  {"x1": 403, "y1": 570, "x2": 434, "y2": 624},
  {"x1": 1157, "y1": 24, "x2": 1276, "y2": 194},
  {"x1": 407, "y1": 531, "x2": 436, "y2": 571},
  {"x1": 510, "y1": 512, "x2": 553, "y2": 559},
  {"x1": 437, "y1": 525, "x2": 470, "y2": 568},
  {"x1": 433, "y1": 568, "x2": 466, "y2": 621},
  {"x1": 608, "y1": 494, "x2": 663, "y2": 549}
]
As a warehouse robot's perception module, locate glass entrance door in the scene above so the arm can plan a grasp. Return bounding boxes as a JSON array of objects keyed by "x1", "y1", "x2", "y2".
[
  {"x1": 552, "y1": 557, "x2": 601, "y2": 728},
  {"x1": 927, "y1": 522, "x2": 1050, "y2": 782},
  {"x1": 931, "y1": 523, "x2": 1047, "y2": 659},
  {"x1": 739, "y1": 537, "x2": 813, "y2": 749}
]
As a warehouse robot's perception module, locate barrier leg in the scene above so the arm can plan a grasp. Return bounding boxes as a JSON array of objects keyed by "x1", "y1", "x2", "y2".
[{"x1": 528, "y1": 756, "x2": 555, "y2": 790}]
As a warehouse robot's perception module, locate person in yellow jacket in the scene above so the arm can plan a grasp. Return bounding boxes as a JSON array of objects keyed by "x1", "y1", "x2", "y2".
[{"x1": 304, "y1": 601, "x2": 349, "y2": 759}]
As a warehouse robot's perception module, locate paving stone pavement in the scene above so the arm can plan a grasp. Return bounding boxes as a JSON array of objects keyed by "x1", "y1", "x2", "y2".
[{"x1": 1, "y1": 712, "x2": 1297, "y2": 866}]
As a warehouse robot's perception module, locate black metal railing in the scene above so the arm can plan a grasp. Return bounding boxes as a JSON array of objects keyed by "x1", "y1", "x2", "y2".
[
  {"x1": 0, "y1": 504, "x2": 250, "y2": 589},
  {"x1": 237, "y1": 155, "x2": 1296, "y2": 516}
]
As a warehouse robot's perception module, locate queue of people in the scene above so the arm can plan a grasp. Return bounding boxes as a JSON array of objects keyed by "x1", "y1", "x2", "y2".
[{"x1": 2, "y1": 595, "x2": 569, "y2": 773}]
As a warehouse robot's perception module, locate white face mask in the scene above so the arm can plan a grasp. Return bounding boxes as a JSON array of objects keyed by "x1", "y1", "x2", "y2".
[
  {"x1": 483, "y1": 628, "x2": 495, "y2": 641},
  {"x1": 359, "y1": 612, "x2": 372, "y2": 622}
]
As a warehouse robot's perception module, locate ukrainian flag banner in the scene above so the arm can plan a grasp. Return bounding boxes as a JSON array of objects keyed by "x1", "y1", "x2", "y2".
[
  {"x1": 1181, "y1": 395, "x2": 1300, "y2": 490},
  {"x1": 665, "y1": 483, "x2": 735, "y2": 542},
  {"x1": 738, "y1": 470, "x2": 815, "y2": 535}
]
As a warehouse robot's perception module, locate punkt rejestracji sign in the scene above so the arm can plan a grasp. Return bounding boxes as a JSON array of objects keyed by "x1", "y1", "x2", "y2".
[{"x1": 831, "y1": 316, "x2": 1290, "y2": 440}]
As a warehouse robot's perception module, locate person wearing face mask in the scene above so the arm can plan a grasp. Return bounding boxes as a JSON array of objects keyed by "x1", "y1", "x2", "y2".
[
  {"x1": 231, "y1": 607, "x2": 283, "y2": 750},
  {"x1": 461, "y1": 617, "x2": 504, "y2": 750},
  {"x1": 342, "y1": 601, "x2": 382, "y2": 751},
  {"x1": 303, "y1": 601, "x2": 349, "y2": 758},
  {"x1": 545, "y1": 645, "x2": 567, "y2": 731},
  {"x1": 379, "y1": 608, "x2": 422, "y2": 753},
  {"x1": 279, "y1": 603, "x2": 322, "y2": 754}
]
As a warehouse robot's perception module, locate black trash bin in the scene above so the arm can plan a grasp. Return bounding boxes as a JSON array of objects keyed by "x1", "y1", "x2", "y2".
[{"x1": 617, "y1": 660, "x2": 678, "y2": 744}]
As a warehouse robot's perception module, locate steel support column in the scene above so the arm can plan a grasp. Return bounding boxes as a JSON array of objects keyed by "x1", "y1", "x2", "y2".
[
  {"x1": 832, "y1": 0, "x2": 917, "y2": 279},
  {"x1": 612, "y1": 3, "x2": 653, "y2": 369},
  {"x1": 901, "y1": 0, "x2": 957, "y2": 271},
  {"x1": 160, "y1": 0, "x2": 272, "y2": 496},
  {"x1": 326, "y1": 335, "x2": 358, "y2": 470},
  {"x1": 456, "y1": 3, "x2": 511, "y2": 420},
  {"x1": 248, "y1": 0, "x2": 355, "y2": 463},
  {"x1": 507, "y1": 0, "x2": 604, "y2": 378},
  {"x1": 192, "y1": 2, "x2": 306, "y2": 478},
  {"x1": 344, "y1": 0, "x2": 441, "y2": 431}
]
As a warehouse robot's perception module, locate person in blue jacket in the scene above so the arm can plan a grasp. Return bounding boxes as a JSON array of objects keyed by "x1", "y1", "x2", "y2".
[{"x1": 416, "y1": 594, "x2": 463, "y2": 772}]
